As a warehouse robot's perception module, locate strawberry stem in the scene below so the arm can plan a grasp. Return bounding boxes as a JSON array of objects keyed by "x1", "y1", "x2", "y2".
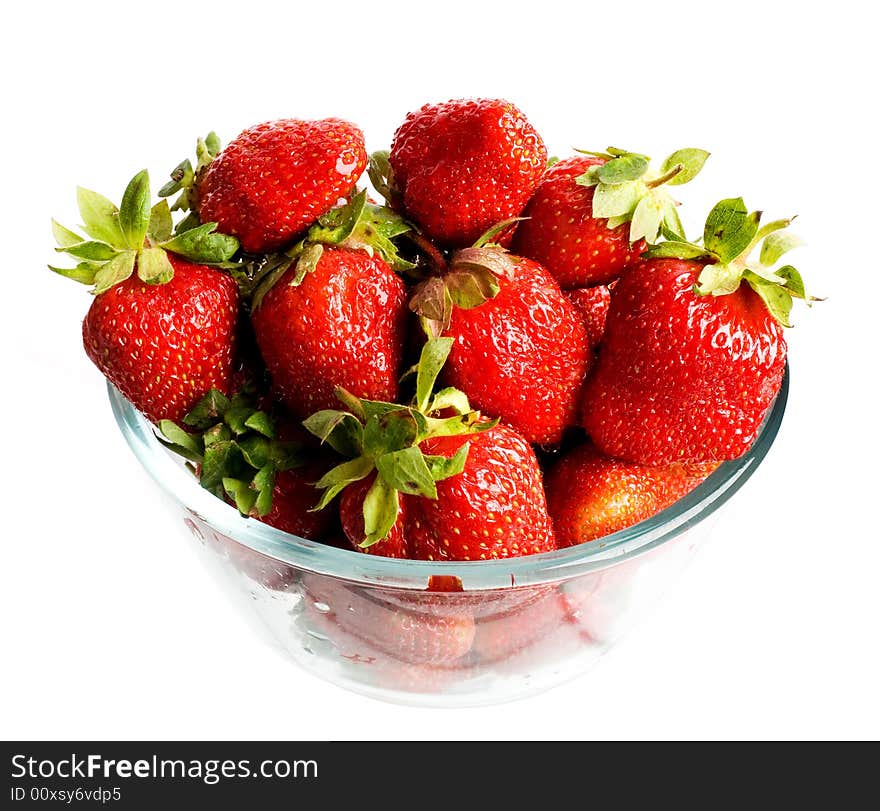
[
  {"x1": 405, "y1": 231, "x2": 448, "y2": 274},
  {"x1": 645, "y1": 164, "x2": 684, "y2": 189}
]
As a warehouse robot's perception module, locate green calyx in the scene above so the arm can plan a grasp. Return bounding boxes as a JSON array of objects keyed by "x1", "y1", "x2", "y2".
[
  {"x1": 158, "y1": 387, "x2": 304, "y2": 519},
  {"x1": 247, "y1": 189, "x2": 415, "y2": 309},
  {"x1": 302, "y1": 338, "x2": 498, "y2": 547},
  {"x1": 408, "y1": 220, "x2": 522, "y2": 337},
  {"x1": 50, "y1": 169, "x2": 239, "y2": 295},
  {"x1": 574, "y1": 146, "x2": 710, "y2": 245},
  {"x1": 157, "y1": 132, "x2": 221, "y2": 234},
  {"x1": 644, "y1": 197, "x2": 818, "y2": 327}
]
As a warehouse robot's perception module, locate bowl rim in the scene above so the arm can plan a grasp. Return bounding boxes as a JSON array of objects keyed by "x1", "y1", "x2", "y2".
[{"x1": 108, "y1": 368, "x2": 788, "y2": 590}]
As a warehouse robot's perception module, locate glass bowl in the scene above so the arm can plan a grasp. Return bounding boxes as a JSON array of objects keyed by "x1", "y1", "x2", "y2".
[{"x1": 108, "y1": 369, "x2": 788, "y2": 706}]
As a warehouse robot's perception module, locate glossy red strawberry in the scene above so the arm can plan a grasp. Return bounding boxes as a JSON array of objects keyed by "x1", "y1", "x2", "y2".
[
  {"x1": 513, "y1": 147, "x2": 709, "y2": 287},
  {"x1": 52, "y1": 170, "x2": 241, "y2": 425},
  {"x1": 384, "y1": 98, "x2": 546, "y2": 247},
  {"x1": 197, "y1": 118, "x2": 367, "y2": 253},
  {"x1": 513, "y1": 156, "x2": 643, "y2": 287},
  {"x1": 545, "y1": 443, "x2": 718, "y2": 547},
  {"x1": 251, "y1": 247, "x2": 408, "y2": 420},
  {"x1": 82, "y1": 255, "x2": 238, "y2": 423},
  {"x1": 437, "y1": 254, "x2": 590, "y2": 445},
  {"x1": 407, "y1": 424, "x2": 557, "y2": 561},
  {"x1": 582, "y1": 198, "x2": 811, "y2": 464},
  {"x1": 565, "y1": 284, "x2": 611, "y2": 351}
]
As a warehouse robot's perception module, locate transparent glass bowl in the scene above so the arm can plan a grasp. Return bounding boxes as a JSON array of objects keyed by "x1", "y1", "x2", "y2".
[{"x1": 109, "y1": 370, "x2": 788, "y2": 706}]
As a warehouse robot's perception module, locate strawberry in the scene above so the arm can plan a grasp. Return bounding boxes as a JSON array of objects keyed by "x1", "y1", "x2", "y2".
[
  {"x1": 51, "y1": 170, "x2": 241, "y2": 424},
  {"x1": 513, "y1": 147, "x2": 709, "y2": 287},
  {"x1": 545, "y1": 443, "x2": 718, "y2": 547},
  {"x1": 565, "y1": 284, "x2": 611, "y2": 351},
  {"x1": 408, "y1": 425, "x2": 557, "y2": 561},
  {"x1": 375, "y1": 98, "x2": 546, "y2": 248},
  {"x1": 248, "y1": 192, "x2": 412, "y2": 420},
  {"x1": 304, "y1": 338, "x2": 557, "y2": 560},
  {"x1": 159, "y1": 388, "x2": 332, "y2": 540},
  {"x1": 582, "y1": 198, "x2": 815, "y2": 464},
  {"x1": 410, "y1": 234, "x2": 590, "y2": 445},
  {"x1": 196, "y1": 118, "x2": 367, "y2": 254}
]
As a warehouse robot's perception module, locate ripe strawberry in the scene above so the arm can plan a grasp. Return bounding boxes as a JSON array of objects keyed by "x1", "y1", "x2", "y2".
[
  {"x1": 409, "y1": 232, "x2": 590, "y2": 445},
  {"x1": 545, "y1": 443, "x2": 718, "y2": 547},
  {"x1": 582, "y1": 198, "x2": 814, "y2": 464},
  {"x1": 197, "y1": 118, "x2": 367, "y2": 253},
  {"x1": 247, "y1": 192, "x2": 413, "y2": 420},
  {"x1": 51, "y1": 170, "x2": 240, "y2": 424},
  {"x1": 301, "y1": 575, "x2": 475, "y2": 665},
  {"x1": 304, "y1": 338, "x2": 557, "y2": 560},
  {"x1": 513, "y1": 147, "x2": 709, "y2": 287},
  {"x1": 408, "y1": 424, "x2": 557, "y2": 561},
  {"x1": 380, "y1": 98, "x2": 546, "y2": 247},
  {"x1": 159, "y1": 388, "x2": 332, "y2": 540},
  {"x1": 565, "y1": 284, "x2": 611, "y2": 351}
]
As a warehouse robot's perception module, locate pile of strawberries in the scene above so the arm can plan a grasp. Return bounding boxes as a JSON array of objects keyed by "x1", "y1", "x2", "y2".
[{"x1": 52, "y1": 99, "x2": 813, "y2": 563}]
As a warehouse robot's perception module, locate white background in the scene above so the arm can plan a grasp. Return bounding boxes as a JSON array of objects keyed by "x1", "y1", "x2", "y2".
[{"x1": 2, "y1": 0, "x2": 877, "y2": 741}]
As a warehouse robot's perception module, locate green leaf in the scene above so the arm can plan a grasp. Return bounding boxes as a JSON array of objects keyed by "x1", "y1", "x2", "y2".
[
  {"x1": 423, "y1": 413, "x2": 499, "y2": 440},
  {"x1": 367, "y1": 150, "x2": 396, "y2": 204},
  {"x1": 148, "y1": 200, "x2": 173, "y2": 244},
  {"x1": 161, "y1": 222, "x2": 239, "y2": 264},
  {"x1": 374, "y1": 446, "x2": 437, "y2": 498},
  {"x1": 77, "y1": 186, "x2": 124, "y2": 245},
  {"x1": 310, "y1": 190, "x2": 367, "y2": 245},
  {"x1": 472, "y1": 218, "x2": 524, "y2": 249},
  {"x1": 424, "y1": 442, "x2": 470, "y2": 482},
  {"x1": 159, "y1": 159, "x2": 193, "y2": 198},
  {"x1": 243, "y1": 411, "x2": 275, "y2": 438},
  {"x1": 224, "y1": 404, "x2": 258, "y2": 435},
  {"x1": 223, "y1": 478, "x2": 258, "y2": 516},
  {"x1": 253, "y1": 466, "x2": 276, "y2": 517},
  {"x1": 776, "y1": 265, "x2": 809, "y2": 300},
  {"x1": 119, "y1": 170, "x2": 151, "y2": 250},
  {"x1": 703, "y1": 198, "x2": 760, "y2": 263},
  {"x1": 52, "y1": 219, "x2": 84, "y2": 248},
  {"x1": 237, "y1": 435, "x2": 273, "y2": 469},
  {"x1": 362, "y1": 409, "x2": 420, "y2": 457},
  {"x1": 360, "y1": 476, "x2": 400, "y2": 547},
  {"x1": 660, "y1": 148, "x2": 710, "y2": 186},
  {"x1": 694, "y1": 262, "x2": 743, "y2": 296},
  {"x1": 629, "y1": 194, "x2": 665, "y2": 244},
  {"x1": 605, "y1": 214, "x2": 631, "y2": 230},
  {"x1": 745, "y1": 276, "x2": 793, "y2": 327},
  {"x1": 760, "y1": 231, "x2": 804, "y2": 266},
  {"x1": 591, "y1": 181, "x2": 642, "y2": 219},
  {"x1": 445, "y1": 268, "x2": 501, "y2": 309},
  {"x1": 158, "y1": 420, "x2": 203, "y2": 462},
  {"x1": 313, "y1": 456, "x2": 375, "y2": 510},
  {"x1": 136, "y1": 247, "x2": 175, "y2": 285},
  {"x1": 92, "y1": 250, "x2": 136, "y2": 295},
  {"x1": 596, "y1": 153, "x2": 649, "y2": 184},
  {"x1": 57, "y1": 240, "x2": 117, "y2": 261},
  {"x1": 644, "y1": 240, "x2": 710, "y2": 260},
  {"x1": 416, "y1": 338, "x2": 454, "y2": 413},
  {"x1": 754, "y1": 217, "x2": 794, "y2": 242},
  {"x1": 183, "y1": 388, "x2": 231, "y2": 429},
  {"x1": 48, "y1": 262, "x2": 101, "y2": 285},
  {"x1": 201, "y1": 432, "x2": 238, "y2": 492},
  {"x1": 290, "y1": 243, "x2": 323, "y2": 285},
  {"x1": 302, "y1": 409, "x2": 364, "y2": 457},
  {"x1": 428, "y1": 386, "x2": 471, "y2": 416},
  {"x1": 204, "y1": 131, "x2": 221, "y2": 157}
]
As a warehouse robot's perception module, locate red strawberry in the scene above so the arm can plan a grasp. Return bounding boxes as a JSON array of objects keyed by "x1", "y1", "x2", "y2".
[
  {"x1": 305, "y1": 338, "x2": 557, "y2": 561},
  {"x1": 251, "y1": 246, "x2": 408, "y2": 419},
  {"x1": 582, "y1": 198, "x2": 812, "y2": 464},
  {"x1": 261, "y1": 463, "x2": 332, "y2": 539},
  {"x1": 408, "y1": 228, "x2": 592, "y2": 444},
  {"x1": 408, "y1": 424, "x2": 557, "y2": 561},
  {"x1": 52, "y1": 170, "x2": 241, "y2": 424},
  {"x1": 545, "y1": 443, "x2": 718, "y2": 547},
  {"x1": 197, "y1": 118, "x2": 367, "y2": 253},
  {"x1": 340, "y1": 475, "x2": 409, "y2": 558},
  {"x1": 513, "y1": 147, "x2": 709, "y2": 287},
  {"x1": 430, "y1": 252, "x2": 591, "y2": 446},
  {"x1": 565, "y1": 284, "x2": 611, "y2": 351},
  {"x1": 383, "y1": 98, "x2": 547, "y2": 247}
]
